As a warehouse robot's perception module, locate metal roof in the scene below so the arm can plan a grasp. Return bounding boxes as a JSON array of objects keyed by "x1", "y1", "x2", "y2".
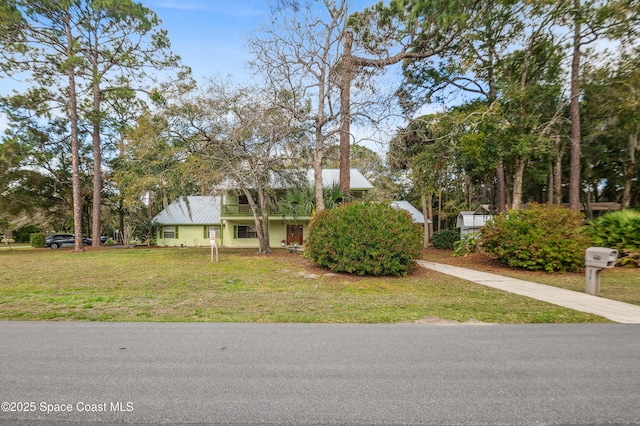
[
  {"x1": 456, "y1": 211, "x2": 493, "y2": 229},
  {"x1": 305, "y1": 169, "x2": 374, "y2": 190},
  {"x1": 391, "y1": 201, "x2": 427, "y2": 224},
  {"x1": 218, "y1": 168, "x2": 374, "y2": 191},
  {"x1": 153, "y1": 196, "x2": 221, "y2": 225}
]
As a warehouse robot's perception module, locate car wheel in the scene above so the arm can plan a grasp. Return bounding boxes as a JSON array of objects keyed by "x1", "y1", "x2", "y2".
[{"x1": 50, "y1": 242, "x2": 59, "y2": 249}]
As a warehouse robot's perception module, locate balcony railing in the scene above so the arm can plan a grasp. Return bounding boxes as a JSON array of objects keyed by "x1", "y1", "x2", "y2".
[{"x1": 222, "y1": 204, "x2": 312, "y2": 217}]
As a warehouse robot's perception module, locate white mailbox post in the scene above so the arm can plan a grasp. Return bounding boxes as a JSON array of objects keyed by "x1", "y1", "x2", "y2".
[{"x1": 585, "y1": 247, "x2": 618, "y2": 295}]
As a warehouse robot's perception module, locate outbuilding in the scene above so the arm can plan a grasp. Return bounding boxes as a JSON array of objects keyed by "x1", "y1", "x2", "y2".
[{"x1": 456, "y1": 205, "x2": 493, "y2": 235}]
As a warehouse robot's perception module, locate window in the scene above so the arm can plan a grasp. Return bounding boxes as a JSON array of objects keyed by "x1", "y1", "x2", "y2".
[
  {"x1": 163, "y1": 226, "x2": 176, "y2": 239},
  {"x1": 236, "y1": 225, "x2": 257, "y2": 239},
  {"x1": 207, "y1": 226, "x2": 220, "y2": 239}
]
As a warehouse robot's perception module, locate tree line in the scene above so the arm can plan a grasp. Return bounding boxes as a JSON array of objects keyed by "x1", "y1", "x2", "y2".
[{"x1": 0, "y1": 0, "x2": 638, "y2": 252}]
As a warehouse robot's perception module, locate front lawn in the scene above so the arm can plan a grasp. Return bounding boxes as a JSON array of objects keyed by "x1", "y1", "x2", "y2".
[{"x1": 0, "y1": 247, "x2": 608, "y2": 323}]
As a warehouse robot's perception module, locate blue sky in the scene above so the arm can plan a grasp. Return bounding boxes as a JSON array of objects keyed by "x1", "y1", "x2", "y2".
[
  {"x1": 141, "y1": 0, "x2": 379, "y2": 83},
  {"x1": 140, "y1": 0, "x2": 270, "y2": 82}
]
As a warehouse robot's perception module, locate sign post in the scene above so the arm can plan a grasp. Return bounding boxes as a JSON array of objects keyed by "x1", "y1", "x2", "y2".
[{"x1": 209, "y1": 230, "x2": 218, "y2": 263}]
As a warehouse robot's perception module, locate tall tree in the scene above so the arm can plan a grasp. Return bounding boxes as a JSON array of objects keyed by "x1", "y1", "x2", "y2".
[
  {"x1": 398, "y1": 0, "x2": 549, "y2": 212},
  {"x1": 0, "y1": 95, "x2": 93, "y2": 230},
  {"x1": 165, "y1": 79, "x2": 303, "y2": 254},
  {"x1": 249, "y1": 0, "x2": 348, "y2": 212},
  {"x1": 0, "y1": 0, "x2": 186, "y2": 250},
  {"x1": 75, "y1": 0, "x2": 184, "y2": 246},
  {"x1": 497, "y1": 38, "x2": 564, "y2": 209},
  {"x1": 339, "y1": 0, "x2": 478, "y2": 201},
  {"x1": 557, "y1": 0, "x2": 640, "y2": 211},
  {"x1": 582, "y1": 48, "x2": 640, "y2": 208}
]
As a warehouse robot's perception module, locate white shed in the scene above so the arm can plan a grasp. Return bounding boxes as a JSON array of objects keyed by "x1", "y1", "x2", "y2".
[{"x1": 456, "y1": 206, "x2": 493, "y2": 235}]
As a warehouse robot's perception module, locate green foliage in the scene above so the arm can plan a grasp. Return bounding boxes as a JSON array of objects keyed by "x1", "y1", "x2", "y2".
[
  {"x1": 132, "y1": 219, "x2": 160, "y2": 243},
  {"x1": 588, "y1": 210, "x2": 640, "y2": 267},
  {"x1": 431, "y1": 229, "x2": 460, "y2": 250},
  {"x1": 14, "y1": 225, "x2": 41, "y2": 243},
  {"x1": 481, "y1": 204, "x2": 592, "y2": 272},
  {"x1": 305, "y1": 202, "x2": 422, "y2": 276},
  {"x1": 453, "y1": 232, "x2": 479, "y2": 256},
  {"x1": 30, "y1": 233, "x2": 45, "y2": 248}
]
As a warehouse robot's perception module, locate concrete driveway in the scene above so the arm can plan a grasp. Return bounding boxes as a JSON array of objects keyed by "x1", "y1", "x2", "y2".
[{"x1": 1, "y1": 322, "x2": 639, "y2": 425}]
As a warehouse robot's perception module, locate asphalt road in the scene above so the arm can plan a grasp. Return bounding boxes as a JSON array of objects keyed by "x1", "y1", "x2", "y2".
[{"x1": 1, "y1": 322, "x2": 639, "y2": 425}]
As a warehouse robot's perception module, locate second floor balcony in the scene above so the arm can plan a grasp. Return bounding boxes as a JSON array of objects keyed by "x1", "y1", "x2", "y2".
[{"x1": 222, "y1": 204, "x2": 312, "y2": 218}]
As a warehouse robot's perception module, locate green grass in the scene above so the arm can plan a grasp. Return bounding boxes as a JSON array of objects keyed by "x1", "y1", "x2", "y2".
[{"x1": 0, "y1": 247, "x2": 609, "y2": 323}]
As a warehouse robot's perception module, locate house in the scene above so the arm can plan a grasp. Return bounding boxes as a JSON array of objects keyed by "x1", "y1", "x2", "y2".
[
  {"x1": 219, "y1": 169, "x2": 373, "y2": 248},
  {"x1": 456, "y1": 205, "x2": 493, "y2": 235},
  {"x1": 153, "y1": 169, "x2": 421, "y2": 248},
  {"x1": 154, "y1": 196, "x2": 222, "y2": 247}
]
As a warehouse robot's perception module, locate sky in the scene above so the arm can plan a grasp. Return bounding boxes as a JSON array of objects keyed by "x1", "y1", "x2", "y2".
[
  {"x1": 139, "y1": 0, "x2": 270, "y2": 83},
  {"x1": 140, "y1": 0, "x2": 378, "y2": 83}
]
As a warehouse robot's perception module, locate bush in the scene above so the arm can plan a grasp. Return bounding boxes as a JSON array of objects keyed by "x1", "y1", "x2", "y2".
[
  {"x1": 431, "y1": 229, "x2": 460, "y2": 250},
  {"x1": 304, "y1": 202, "x2": 422, "y2": 276},
  {"x1": 30, "y1": 233, "x2": 46, "y2": 248},
  {"x1": 481, "y1": 204, "x2": 592, "y2": 272},
  {"x1": 588, "y1": 209, "x2": 640, "y2": 267},
  {"x1": 14, "y1": 225, "x2": 41, "y2": 243},
  {"x1": 453, "y1": 232, "x2": 480, "y2": 257}
]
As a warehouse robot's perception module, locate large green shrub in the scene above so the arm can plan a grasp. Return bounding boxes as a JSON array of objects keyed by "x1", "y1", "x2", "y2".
[
  {"x1": 14, "y1": 225, "x2": 41, "y2": 243},
  {"x1": 481, "y1": 204, "x2": 592, "y2": 272},
  {"x1": 588, "y1": 209, "x2": 640, "y2": 267},
  {"x1": 304, "y1": 202, "x2": 422, "y2": 276},
  {"x1": 30, "y1": 233, "x2": 46, "y2": 248},
  {"x1": 431, "y1": 229, "x2": 460, "y2": 250}
]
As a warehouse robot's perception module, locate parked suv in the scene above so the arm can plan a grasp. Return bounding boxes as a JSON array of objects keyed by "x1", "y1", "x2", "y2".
[{"x1": 45, "y1": 234, "x2": 92, "y2": 249}]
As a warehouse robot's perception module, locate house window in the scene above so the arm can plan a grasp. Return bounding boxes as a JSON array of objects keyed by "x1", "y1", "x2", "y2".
[
  {"x1": 236, "y1": 225, "x2": 257, "y2": 239},
  {"x1": 163, "y1": 226, "x2": 176, "y2": 239},
  {"x1": 207, "y1": 225, "x2": 220, "y2": 239}
]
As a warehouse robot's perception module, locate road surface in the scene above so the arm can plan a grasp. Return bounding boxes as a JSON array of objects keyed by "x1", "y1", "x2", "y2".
[{"x1": 1, "y1": 322, "x2": 639, "y2": 425}]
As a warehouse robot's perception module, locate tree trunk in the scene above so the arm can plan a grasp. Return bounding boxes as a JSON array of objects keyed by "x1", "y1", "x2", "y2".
[
  {"x1": 496, "y1": 159, "x2": 507, "y2": 212},
  {"x1": 437, "y1": 189, "x2": 442, "y2": 232},
  {"x1": 622, "y1": 134, "x2": 638, "y2": 209},
  {"x1": 569, "y1": 0, "x2": 582, "y2": 212},
  {"x1": 547, "y1": 162, "x2": 554, "y2": 204},
  {"x1": 428, "y1": 194, "x2": 434, "y2": 240},
  {"x1": 512, "y1": 158, "x2": 526, "y2": 210},
  {"x1": 250, "y1": 185, "x2": 272, "y2": 255},
  {"x1": 422, "y1": 192, "x2": 430, "y2": 248},
  {"x1": 314, "y1": 129, "x2": 325, "y2": 212},
  {"x1": 65, "y1": 14, "x2": 84, "y2": 253},
  {"x1": 339, "y1": 31, "x2": 353, "y2": 202},
  {"x1": 91, "y1": 79, "x2": 102, "y2": 247},
  {"x1": 554, "y1": 147, "x2": 564, "y2": 205},
  {"x1": 118, "y1": 201, "x2": 125, "y2": 245}
]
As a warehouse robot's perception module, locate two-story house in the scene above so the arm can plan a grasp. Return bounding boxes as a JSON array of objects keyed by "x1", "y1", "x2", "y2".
[{"x1": 154, "y1": 169, "x2": 375, "y2": 249}]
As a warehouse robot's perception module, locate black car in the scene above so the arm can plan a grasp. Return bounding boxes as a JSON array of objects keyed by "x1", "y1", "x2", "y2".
[{"x1": 45, "y1": 233, "x2": 92, "y2": 249}]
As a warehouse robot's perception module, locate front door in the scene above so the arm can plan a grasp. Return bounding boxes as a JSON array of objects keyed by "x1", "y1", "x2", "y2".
[{"x1": 286, "y1": 225, "x2": 303, "y2": 245}]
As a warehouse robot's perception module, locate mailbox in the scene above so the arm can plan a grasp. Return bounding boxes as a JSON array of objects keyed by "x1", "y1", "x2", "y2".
[
  {"x1": 584, "y1": 247, "x2": 618, "y2": 295},
  {"x1": 585, "y1": 247, "x2": 618, "y2": 269}
]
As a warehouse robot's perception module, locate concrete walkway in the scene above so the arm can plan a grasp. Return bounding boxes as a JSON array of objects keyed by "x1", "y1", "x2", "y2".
[{"x1": 418, "y1": 261, "x2": 640, "y2": 324}]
